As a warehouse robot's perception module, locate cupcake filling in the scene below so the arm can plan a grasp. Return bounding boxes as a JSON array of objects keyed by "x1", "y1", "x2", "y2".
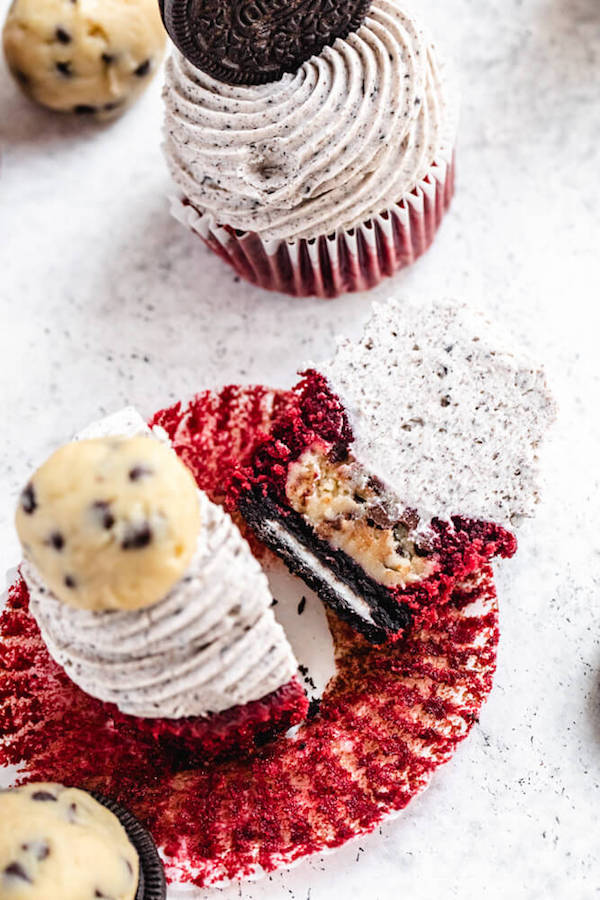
[{"x1": 286, "y1": 446, "x2": 433, "y2": 589}]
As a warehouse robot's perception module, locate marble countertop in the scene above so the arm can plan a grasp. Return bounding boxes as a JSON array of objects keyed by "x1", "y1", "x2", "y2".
[{"x1": 1, "y1": 0, "x2": 600, "y2": 897}]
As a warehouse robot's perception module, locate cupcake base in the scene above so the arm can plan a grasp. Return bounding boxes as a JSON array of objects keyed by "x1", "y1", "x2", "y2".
[
  {"x1": 108, "y1": 677, "x2": 309, "y2": 762},
  {"x1": 171, "y1": 154, "x2": 455, "y2": 299}
]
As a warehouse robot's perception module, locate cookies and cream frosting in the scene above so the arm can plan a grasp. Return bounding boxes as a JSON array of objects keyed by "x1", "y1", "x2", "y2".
[
  {"x1": 316, "y1": 299, "x2": 556, "y2": 531},
  {"x1": 163, "y1": 0, "x2": 457, "y2": 242},
  {"x1": 20, "y1": 409, "x2": 297, "y2": 719}
]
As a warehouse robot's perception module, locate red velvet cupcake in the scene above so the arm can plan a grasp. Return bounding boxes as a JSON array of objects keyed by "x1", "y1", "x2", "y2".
[
  {"x1": 162, "y1": 0, "x2": 458, "y2": 297},
  {"x1": 0, "y1": 373, "x2": 554, "y2": 888}
]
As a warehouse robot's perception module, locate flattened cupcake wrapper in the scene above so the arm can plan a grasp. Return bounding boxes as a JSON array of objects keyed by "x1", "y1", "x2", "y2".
[
  {"x1": 170, "y1": 152, "x2": 455, "y2": 299},
  {"x1": 90, "y1": 792, "x2": 166, "y2": 900},
  {"x1": 1, "y1": 387, "x2": 499, "y2": 889}
]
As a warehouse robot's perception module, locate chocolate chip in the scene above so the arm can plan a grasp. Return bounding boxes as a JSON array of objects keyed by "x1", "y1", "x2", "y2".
[
  {"x1": 55, "y1": 27, "x2": 71, "y2": 43},
  {"x1": 55, "y1": 60, "x2": 73, "y2": 77},
  {"x1": 74, "y1": 104, "x2": 97, "y2": 114},
  {"x1": 101, "y1": 52, "x2": 115, "y2": 64},
  {"x1": 121, "y1": 524, "x2": 152, "y2": 550},
  {"x1": 48, "y1": 532, "x2": 64, "y2": 551},
  {"x1": 68, "y1": 801, "x2": 78, "y2": 821},
  {"x1": 128, "y1": 465, "x2": 153, "y2": 481},
  {"x1": 4, "y1": 862, "x2": 31, "y2": 883},
  {"x1": 22, "y1": 841, "x2": 50, "y2": 861},
  {"x1": 92, "y1": 501, "x2": 115, "y2": 530},
  {"x1": 440, "y1": 395, "x2": 451, "y2": 407},
  {"x1": 31, "y1": 790, "x2": 57, "y2": 802},
  {"x1": 20, "y1": 484, "x2": 37, "y2": 514},
  {"x1": 103, "y1": 100, "x2": 124, "y2": 111},
  {"x1": 297, "y1": 596, "x2": 306, "y2": 615},
  {"x1": 133, "y1": 59, "x2": 151, "y2": 77},
  {"x1": 14, "y1": 69, "x2": 29, "y2": 84},
  {"x1": 64, "y1": 575, "x2": 77, "y2": 589}
]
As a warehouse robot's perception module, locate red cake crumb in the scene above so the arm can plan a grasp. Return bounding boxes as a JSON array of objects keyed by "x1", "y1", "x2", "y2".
[
  {"x1": 0, "y1": 386, "x2": 501, "y2": 887},
  {"x1": 107, "y1": 677, "x2": 308, "y2": 761},
  {"x1": 231, "y1": 371, "x2": 517, "y2": 633}
]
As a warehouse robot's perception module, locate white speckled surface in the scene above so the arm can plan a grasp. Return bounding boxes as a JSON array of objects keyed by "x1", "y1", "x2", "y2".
[{"x1": 1, "y1": 0, "x2": 599, "y2": 897}]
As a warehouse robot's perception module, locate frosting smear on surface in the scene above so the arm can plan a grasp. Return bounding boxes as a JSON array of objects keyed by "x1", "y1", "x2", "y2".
[{"x1": 317, "y1": 298, "x2": 556, "y2": 530}]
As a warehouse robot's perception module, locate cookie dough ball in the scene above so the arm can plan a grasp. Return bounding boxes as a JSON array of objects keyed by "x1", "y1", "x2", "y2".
[
  {"x1": 2, "y1": 0, "x2": 166, "y2": 119},
  {"x1": 0, "y1": 783, "x2": 138, "y2": 900},
  {"x1": 16, "y1": 436, "x2": 201, "y2": 612}
]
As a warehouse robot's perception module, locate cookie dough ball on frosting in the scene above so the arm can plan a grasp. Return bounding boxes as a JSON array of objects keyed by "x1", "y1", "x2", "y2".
[
  {"x1": 0, "y1": 783, "x2": 138, "y2": 900},
  {"x1": 15, "y1": 436, "x2": 201, "y2": 611},
  {"x1": 2, "y1": 0, "x2": 166, "y2": 119}
]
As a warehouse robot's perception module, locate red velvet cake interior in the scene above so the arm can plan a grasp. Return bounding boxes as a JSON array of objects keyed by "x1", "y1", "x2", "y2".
[{"x1": 235, "y1": 370, "x2": 516, "y2": 643}]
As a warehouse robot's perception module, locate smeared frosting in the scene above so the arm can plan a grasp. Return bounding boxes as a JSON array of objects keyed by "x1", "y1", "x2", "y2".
[
  {"x1": 22, "y1": 409, "x2": 297, "y2": 719},
  {"x1": 316, "y1": 299, "x2": 556, "y2": 530},
  {"x1": 163, "y1": 0, "x2": 457, "y2": 242}
]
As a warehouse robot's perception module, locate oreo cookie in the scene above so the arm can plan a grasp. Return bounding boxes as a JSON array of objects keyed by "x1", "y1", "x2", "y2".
[
  {"x1": 159, "y1": 0, "x2": 372, "y2": 85},
  {"x1": 91, "y1": 792, "x2": 166, "y2": 900}
]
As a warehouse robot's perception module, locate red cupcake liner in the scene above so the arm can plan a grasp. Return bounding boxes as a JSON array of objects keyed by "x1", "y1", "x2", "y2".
[
  {"x1": 1, "y1": 386, "x2": 499, "y2": 889},
  {"x1": 170, "y1": 153, "x2": 456, "y2": 299}
]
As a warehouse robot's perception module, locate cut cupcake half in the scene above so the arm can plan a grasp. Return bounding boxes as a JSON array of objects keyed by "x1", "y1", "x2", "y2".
[{"x1": 236, "y1": 298, "x2": 556, "y2": 643}]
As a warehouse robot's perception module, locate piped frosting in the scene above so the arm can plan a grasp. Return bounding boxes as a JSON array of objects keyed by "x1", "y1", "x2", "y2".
[{"x1": 22, "y1": 409, "x2": 297, "y2": 719}]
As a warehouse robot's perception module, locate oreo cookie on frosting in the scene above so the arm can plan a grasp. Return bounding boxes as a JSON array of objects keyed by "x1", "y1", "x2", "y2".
[{"x1": 159, "y1": 0, "x2": 371, "y2": 84}]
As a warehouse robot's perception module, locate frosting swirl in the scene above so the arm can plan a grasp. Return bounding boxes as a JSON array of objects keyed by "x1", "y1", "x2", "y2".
[
  {"x1": 163, "y1": 0, "x2": 457, "y2": 242},
  {"x1": 25, "y1": 491, "x2": 297, "y2": 719}
]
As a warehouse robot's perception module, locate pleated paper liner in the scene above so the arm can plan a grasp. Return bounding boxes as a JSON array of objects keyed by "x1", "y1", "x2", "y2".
[
  {"x1": 0, "y1": 384, "x2": 499, "y2": 889},
  {"x1": 170, "y1": 154, "x2": 456, "y2": 299}
]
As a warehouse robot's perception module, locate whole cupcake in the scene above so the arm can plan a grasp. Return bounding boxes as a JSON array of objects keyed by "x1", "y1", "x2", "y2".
[
  {"x1": 14, "y1": 408, "x2": 307, "y2": 762},
  {"x1": 161, "y1": 0, "x2": 458, "y2": 297},
  {"x1": 0, "y1": 782, "x2": 165, "y2": 900}
]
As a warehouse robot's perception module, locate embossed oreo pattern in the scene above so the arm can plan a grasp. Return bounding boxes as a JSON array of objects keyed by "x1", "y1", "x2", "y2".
[{"x1": 160, "y1": 0, "x2": 371, "y2": 84}]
